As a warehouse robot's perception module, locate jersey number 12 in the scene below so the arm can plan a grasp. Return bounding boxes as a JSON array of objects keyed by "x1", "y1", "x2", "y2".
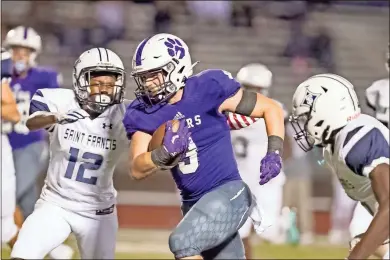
[{"x1": 64, "y1": 147, "x2": 103, "y2": 185}]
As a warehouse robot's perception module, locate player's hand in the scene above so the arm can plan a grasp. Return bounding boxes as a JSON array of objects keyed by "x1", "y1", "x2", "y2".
[
  {"x1": 259, "y1": 152, "x2": 282, "y2": 185},
  {"x1": 56, "y1": 110, "x2": 89, "y2": 125},
  {"x1": 162, "y1": 120, "x2": 191, "y2": 159}
]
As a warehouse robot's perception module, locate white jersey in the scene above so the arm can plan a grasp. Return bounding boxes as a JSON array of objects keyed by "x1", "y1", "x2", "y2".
[
  {"x1": 323, "y1": 114, "x2": 389, "y2": 215},
  {"x1": 30, "y1": 88, "x2": 130, "y2": 211},
  {"x1": 229, "y1": 100, "x2": 288, "y2": 186},
  {"x1": 365, "y1": 78, "x2": 389, "y2": 125}
]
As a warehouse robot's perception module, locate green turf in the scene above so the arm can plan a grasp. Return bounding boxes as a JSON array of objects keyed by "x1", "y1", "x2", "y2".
[{"x1": 2, "y1": 242, "x2": 350, "y2": 259}]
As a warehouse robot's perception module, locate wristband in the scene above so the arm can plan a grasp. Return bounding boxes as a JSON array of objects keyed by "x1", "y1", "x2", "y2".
[
  {"x1": 151, "y1": 146, "x2": 178, "y2": 169},
  {"x1": 267, "y1": 135, "x2": 284, "y2": 155}
]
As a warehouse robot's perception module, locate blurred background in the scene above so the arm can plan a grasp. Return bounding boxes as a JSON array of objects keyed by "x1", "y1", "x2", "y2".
[{"x1": 1, "y1": 0, "x2": 389, "y2": 258}]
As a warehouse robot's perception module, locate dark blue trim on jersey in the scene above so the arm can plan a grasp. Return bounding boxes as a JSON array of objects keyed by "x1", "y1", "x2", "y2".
[
  {"x1": 29, "y1": 99, "x2": 50, "y2": 115},
  {"x1": 343, "y1": 126, "x2": 363, "y2": 147},
  {"x1": 345, "y1": 128, "x2": 389, "y2": 176},
  {"x1": 35, "y1": 90, "x2": 44, "y2": 97}
]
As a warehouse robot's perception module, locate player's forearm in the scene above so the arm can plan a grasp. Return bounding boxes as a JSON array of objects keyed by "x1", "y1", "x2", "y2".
[
  {"x1": 130, "y1": 152, "x2": 159, "y2": 180},
  {"x1": 26, "y1": 114, "x2": 57, "y2": 131},
  {"x1": 262, "y1": 102, "x2": 285, "y2": 139},
  {"x1": 348, "y1": 202, "x2": 389, "y2": 259},
  {"x1": 1, "y1": 103, "x2": 21, "y2": 123}
]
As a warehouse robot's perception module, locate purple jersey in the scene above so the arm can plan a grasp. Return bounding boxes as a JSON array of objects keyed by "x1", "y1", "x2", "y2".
[
  {"x1": 7, "y1": 67, "x2": 60, "y2": 150},
  {"x1": 123, "y1": 69, "x2": 242, "y2": 202}
]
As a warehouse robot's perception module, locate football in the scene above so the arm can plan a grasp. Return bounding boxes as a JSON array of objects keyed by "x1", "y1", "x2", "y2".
[{"x1": 148, "y1": 119, "x2": 181, "y2": 151}]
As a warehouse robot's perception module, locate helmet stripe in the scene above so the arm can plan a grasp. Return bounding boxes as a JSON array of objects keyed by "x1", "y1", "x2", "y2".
[
  {"x1": 97, "y1": 48, "x2": 102, "y2": 61},
  {"x1": 23, "y1": 27, "x2": 28, "y2": 39},
  {"x1": 135, "y1": 37, "x2": 151, "y2": 66}
]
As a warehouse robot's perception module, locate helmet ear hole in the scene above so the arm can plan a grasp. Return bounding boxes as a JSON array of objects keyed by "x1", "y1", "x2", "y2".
[{"x1": 178, "y1": 66, "x2": 185, "y2": 74}]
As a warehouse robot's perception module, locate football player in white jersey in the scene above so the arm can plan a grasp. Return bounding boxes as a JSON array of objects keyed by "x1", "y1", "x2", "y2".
[
  {"x1": 1, "y1": 48, "x2": 21, "y2": 248},
  {"x1": 290, "y1": 73, "x2": 389, "y2": 260},
  {"x1": 228, "y1": 63, "x2": 287, "y2": 259},
  {"x1": 10, "y1": 48, "x2": 129, "y2": 259},
  {"x1": 346, "y1": 43, "x2": 390, "y2": 258},
  {"x1": 365, "y1": 43, "x2": 389, "y2": 127}
]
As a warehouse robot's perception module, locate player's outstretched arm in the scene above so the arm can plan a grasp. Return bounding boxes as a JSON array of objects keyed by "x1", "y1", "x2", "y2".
[
  {"x1": 26, "y1": 111, "x2": 57, "y2": 131},
  {"x1": 129, "y1": 131, "x2": 159, "y2": 180},
  {"x1": 1, "y1": 80, "x2": 20, "y2": 123},
  {"x1": 220, "y1": 88, "x2": 285, "y2": 150},
  {"x1": 347, "y1": 163, "x2": 389, "y2": 259}
]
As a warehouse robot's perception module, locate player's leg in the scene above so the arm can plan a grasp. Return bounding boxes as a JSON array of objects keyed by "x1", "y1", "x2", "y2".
[
  {"x1": 297, "y1": 178, "x2": 314, "y2": 245},
  {"x1": 349, "y1": 203, "x2": 388, "y2": 259},
  {"x1": 169, "y1": 180, "x2": 252, "y2": 259},
  {"x1": 202, "y1": 232, "x2": 245, "y2": 259},
  {"x1": 72, "y1": 205, "x2": 118, "y2": 259},
  {"x1": 13, "y1": 141, "x2": 49, "y2": 218},
  {"x1": 238, "y1": 217, "x2": 253, "y2": 259},
  {"x1": 255, "y1": 172, "x2": 285, "y2": 243},
  {"x1": 10, "y1": 200, "x2": 71, "y2": 259},
  {"x1": 329, "y1": 176, "x2": 356, "y2": 244}
]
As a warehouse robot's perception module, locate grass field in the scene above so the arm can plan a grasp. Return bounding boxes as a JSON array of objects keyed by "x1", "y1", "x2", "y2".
[
  {"x1": 1, "y1": 244, "x2": 350, "y2": 259},
  {"x1": 1, "y1": 229, "x2": 352, "y2": 259}
]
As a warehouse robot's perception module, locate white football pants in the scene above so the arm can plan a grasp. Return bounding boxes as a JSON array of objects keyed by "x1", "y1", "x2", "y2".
[
  {"x1": 1, "y1": 134, "x2": 18, "y2": 243},
  {"x1": 349, "y1": 202, "x2": 373, "y2": 239},
  {"x1": 11, "y1": 199, "x2": 118, "y2": 259}
]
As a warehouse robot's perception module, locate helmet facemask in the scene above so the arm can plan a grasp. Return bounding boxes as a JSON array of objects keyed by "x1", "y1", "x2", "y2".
[
  {"x1": 74, "y1": 66, "x2": 125, "y2": 114},
  {"x1": 133, "y1": 61, "x2": 179, "y2": 107},
  {"x1": 289, "y1": 111, "x2": 331, "y2": 152}
]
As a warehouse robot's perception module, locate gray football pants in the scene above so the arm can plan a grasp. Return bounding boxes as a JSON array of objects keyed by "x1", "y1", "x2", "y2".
[{"x1": 169, "y1": 180, "x2": 253, "y2": 259}]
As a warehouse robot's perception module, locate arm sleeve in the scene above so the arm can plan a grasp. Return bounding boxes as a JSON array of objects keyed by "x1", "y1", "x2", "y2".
[
  {"x1": 345, "y1": 128, "x2": 390, "y2": 177},
  {"x1": 226, "y1": 112, "x2": 260, "y2": 130},
  {"x1": 29, "y1": 89, "x2": 58, "y2": 115},
  {"x1": 29, "y1": 89, "x2": 59, "y2": 132}
]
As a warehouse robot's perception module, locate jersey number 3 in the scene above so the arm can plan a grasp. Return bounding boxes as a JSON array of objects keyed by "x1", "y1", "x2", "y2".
[
  {"x1": 64, "y1": 147, "x2": 103, "y2": 185},
  {"x1": 178, "y1": 137, "x2": 199, "y2": 174}
]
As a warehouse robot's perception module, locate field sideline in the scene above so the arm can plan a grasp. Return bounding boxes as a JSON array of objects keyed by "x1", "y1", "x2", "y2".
[{"x1": 1, "y1": 228, "x2": 358, "y2": 259}]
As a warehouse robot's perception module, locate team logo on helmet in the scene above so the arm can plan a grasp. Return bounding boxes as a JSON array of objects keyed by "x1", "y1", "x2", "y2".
[
  {"x1": 164, "y1": 38, "x2": 185, "y2": 59},
  {"x1": 301, "y1": 87, "x2": 322, "y2": 112}
]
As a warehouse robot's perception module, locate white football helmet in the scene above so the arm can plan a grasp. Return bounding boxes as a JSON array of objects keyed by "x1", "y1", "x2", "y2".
[
  {"x1": 131, "y1": 33, "x2": 198, "y2": 107},
  {"x1": 73, "y1": 47, "x2": 126, "y2": 114},
  {"x1": 289, "y1": 73, "x2": 361, "y2": 151},
  {"x1": 236, "y1": 63, "x2": 273, "y2": 96},
  {"x1": 3, "y1": 26, "x2": 42, "y2": 68}
]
